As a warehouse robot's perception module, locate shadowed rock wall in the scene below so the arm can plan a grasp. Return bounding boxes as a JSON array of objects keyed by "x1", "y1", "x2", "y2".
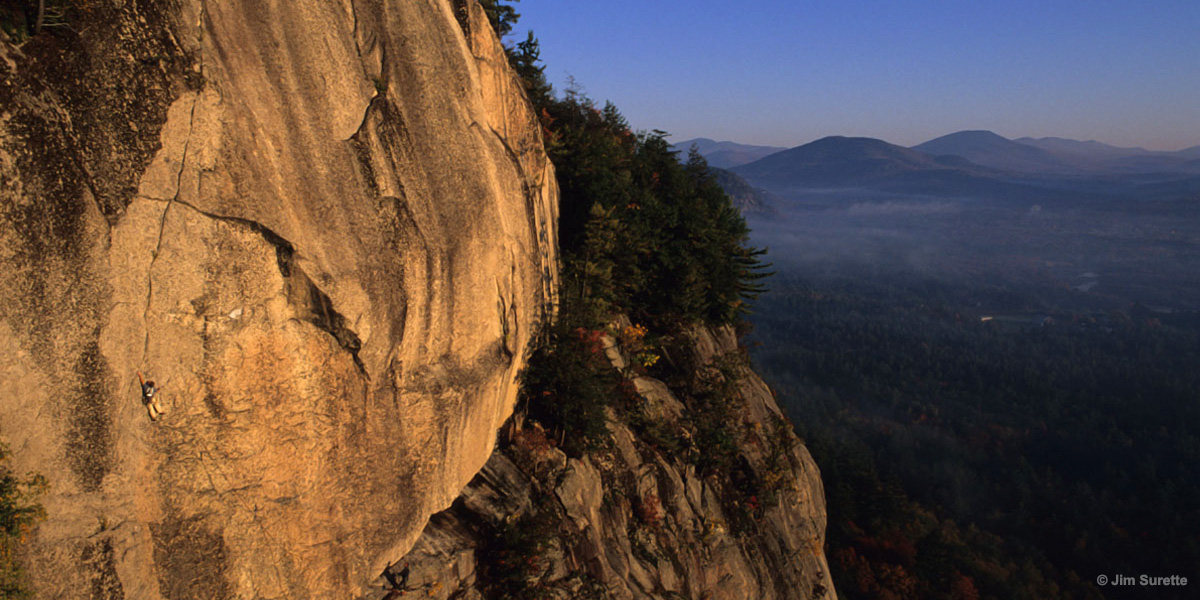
[
  {"x1": 0, "y1": 1, "x2": 556, "y2": 598},
  {"x1": 394, "y1": 324, "x2": 837, "y2": 600}
]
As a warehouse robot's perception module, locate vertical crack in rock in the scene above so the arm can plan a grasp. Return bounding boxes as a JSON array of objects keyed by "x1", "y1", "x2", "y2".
[
  {"x1": 142, "y1": 200, "x2": 171, "y2": 364},
  {"x1": 496, "y1": 280, "x2": 513, "y2": 361},
  {"x1": 143, "y1": 94, "x2": 199, "y2": 363},
  {"x1": 349, "y1": 0, "x2": 370, "y2": 72},
  {"x1": 193, "y1": 0, "x2": 209, "y2": 88},
  {"x1": 451, "y1": 0, "x2": 473, "y2": 38},
  {"x1": 496, "y1": 258, "x2": 521, "y2": 363},
  {"x1": 490, "y1": 129, "x2": 555, "y2": 321},
  {"x1": 346, "y1": 0, "x2": 381, "y2": 113},
  {"x1": 492, "y1": 128, "x2": 538, "y2": 244}
]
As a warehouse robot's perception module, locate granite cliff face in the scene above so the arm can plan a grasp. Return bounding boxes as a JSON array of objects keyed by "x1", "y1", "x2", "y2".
[
  {"x1": 1, "y1": 2, "x2": 837, "y2": 599},
  {"x1": 394, "y1": 323, "x2": 836, "y2": 600},
  {"x1": 1, "y1": 1, "x2": 556, "y2": 598}
]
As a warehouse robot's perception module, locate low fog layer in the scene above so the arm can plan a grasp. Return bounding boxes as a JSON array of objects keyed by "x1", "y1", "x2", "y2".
[
  {"x1": 729, "y1": 133, "x2": 1200, "y2": 312},
  {"x1": 747, "y1": 187, "x2": 1200, "y2": 312}
]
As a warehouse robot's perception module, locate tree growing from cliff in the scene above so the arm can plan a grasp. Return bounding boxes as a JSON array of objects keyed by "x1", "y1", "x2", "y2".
[
  {"x1": 537, "y1": 89, "x2": 771, "y2": 329},
  {"x1": 507, "y1": 31, "x2": 552, "y2": 109},
  {"x1": 484, "y1": 7, "x2": 771, "y2": 330},
  {"x1": 0, "y1": 440, "x2": 47, "y2": 599},
  {"x1": 479, "y1": 0, "x2": 520, "y2": 38},
  {"x1": 519, "y1": 324, "x2": 617, "y2": 456},
  {"x1": 507, "y1": 11, "x2": 773, "y2": 473}
]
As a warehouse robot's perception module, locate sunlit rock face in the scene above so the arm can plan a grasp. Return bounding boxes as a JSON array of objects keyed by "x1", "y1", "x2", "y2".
[{"x1": 0, "y1": 1, "x2": 556, "y2": 597}]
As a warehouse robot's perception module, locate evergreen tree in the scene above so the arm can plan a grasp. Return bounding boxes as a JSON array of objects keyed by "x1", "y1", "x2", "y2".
[
  {"x1": 479, "y1": 0, "x2": 520, "y2": 38},
  {"x1": 508, "y1": 32, "x2": 552, "y2": 107}
]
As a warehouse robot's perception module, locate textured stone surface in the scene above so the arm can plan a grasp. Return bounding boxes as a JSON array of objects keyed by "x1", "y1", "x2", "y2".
[
  {"x1": 397, "y1": 324, "x2": 837, "y2": 600},
  {"x1": 0, "y1": 1, "x2": 555, "y2": 598}
]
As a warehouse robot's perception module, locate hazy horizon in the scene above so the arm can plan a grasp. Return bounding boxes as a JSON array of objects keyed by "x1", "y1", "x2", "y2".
[
  {"x1": 673, "y1": 131, "x2": 1199, "y2": 153},
  {"x1": 517, "y1": 0, "x2": 1200, "y2": 152}
]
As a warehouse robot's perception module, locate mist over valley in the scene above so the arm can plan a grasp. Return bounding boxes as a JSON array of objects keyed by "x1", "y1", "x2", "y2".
[
  {"x1": 699, "y1": 131, "x2": 1200, "y2": 312},
  {"x1": 689, "y1": 130, "x2": 1200, "y2": 598}
]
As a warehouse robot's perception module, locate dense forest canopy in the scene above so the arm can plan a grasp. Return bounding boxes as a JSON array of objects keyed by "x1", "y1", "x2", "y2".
[{"x1": 749, "y1": 270, "x2": 1200, "y2": 600}]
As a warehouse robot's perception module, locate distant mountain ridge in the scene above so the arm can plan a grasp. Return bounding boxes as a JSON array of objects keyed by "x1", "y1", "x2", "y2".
[
  {"x1": 1014, "y1": 137, "x2": 1199, "y2": 160},
  {"x1": 913, "y1": 130, "x2": 1075, "y2": 174},
  {"x1": 1014, "y1": 136, "x2": 1151, "y2": 160},
  {"x1": 720, "y1": 131, "x2": 1199, "y2": 214},
  {"x1": 917, "y1": 131, "x2": 1200, "y2": 174},
  {"x1": 732, "y1": 135, "x2": 1005, "y2": 194},
  {"x1": 688, "y1": 131, "x2": 1200, "y2": 209},
  {"x1": 673, "y1": 137, "x2": 787, "y2": 168}
]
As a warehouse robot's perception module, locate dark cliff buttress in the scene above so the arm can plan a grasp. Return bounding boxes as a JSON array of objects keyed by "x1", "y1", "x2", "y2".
[{"x1": 392, "y1": 321, "x2": 836, "y2": 599}]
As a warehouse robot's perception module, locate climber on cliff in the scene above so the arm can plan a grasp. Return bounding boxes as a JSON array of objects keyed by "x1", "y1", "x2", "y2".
[
  {"x1": 378, "y1": 560, "x2": 411, "y2": 597},
  {"x1": 137, "y1": 371, "x2": 166, "y2": 421}
]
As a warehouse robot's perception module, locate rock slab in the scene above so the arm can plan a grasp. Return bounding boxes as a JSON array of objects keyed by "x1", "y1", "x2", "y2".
[{"x1": 0, "y1": 1, "x2": 556, "y2": 598}]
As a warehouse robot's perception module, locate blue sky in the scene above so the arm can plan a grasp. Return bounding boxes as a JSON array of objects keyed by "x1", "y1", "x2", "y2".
[{"x1": 514, "y1": 0, "x2": 1200, "y2": 150}]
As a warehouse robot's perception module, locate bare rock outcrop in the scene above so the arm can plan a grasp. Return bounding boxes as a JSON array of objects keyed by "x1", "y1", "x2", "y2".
[
  {"x1": 395, "y1": 323, "x2": 837, "y2": 599},
  {"x1": 0, "y1": 1, "x2": 555, "y2": 598}
]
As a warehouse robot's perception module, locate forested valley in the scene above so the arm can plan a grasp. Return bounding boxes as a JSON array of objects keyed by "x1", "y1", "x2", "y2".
[{"x1": 749, "y1": 266, "x2": 1200, "y2": 599}]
